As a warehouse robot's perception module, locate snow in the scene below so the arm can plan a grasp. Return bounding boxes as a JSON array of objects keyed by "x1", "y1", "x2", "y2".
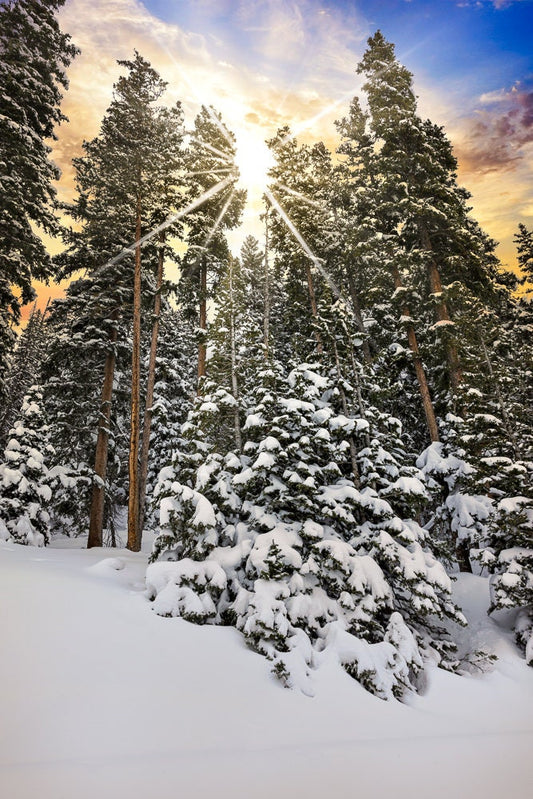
[{"x1": 1, "y1": 540, "x2": 533, "y2": 799}]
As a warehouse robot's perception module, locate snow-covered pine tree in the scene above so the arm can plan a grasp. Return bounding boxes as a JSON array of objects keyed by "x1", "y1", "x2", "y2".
[
  {"x1": 334, "y1": 95, "x2": 439, "y2": 449},
  {"x1": 40, "y1": 268, "x2": 132, "y2": 540},
  {"x1": 345, "y1": 32, "x2": 526, "y2": 573},
  {"x1": 55, "y1": 53, "x2": 185, "y2": 548},
  {"x1": 148, "y1": 347, "x2": 466, "y2": 698},
  {"x1": 515, "y1": 223, "x2": 533, "y2": 294},
  {"x1": 181, "y1": 106, "x2": 246, "y2": 382},
  {"x1": 0, "y1": 0, "x2": 77, "y2": 407},
  {"x1": 485, "y1": 495, "x2": 533, "y2": 665},
  {"x1": 468, "y1": 233, "x2": 533, "y2": 664},
  {"x1": 0, "y1": 385, "x2": 53, "y2": 546},
  {"x1": 0, "y1": 303, "x2": 49, "y2": 449},
  {"x1": 354, "y1": 32, "x2": 504, "y2": 407},
  {"x1": 266, "y1": 128, "x2": 335, "y2": 361},
  {"x1": 142, "y1": 306, "x2": 197, "y2": 531}
]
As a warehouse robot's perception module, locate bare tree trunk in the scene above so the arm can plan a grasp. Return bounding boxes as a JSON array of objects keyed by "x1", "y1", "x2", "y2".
[
  {"x1": 418, "y1": 223, "x2": 462, "y2": 392},
  {"x1": 88, "y1": 308, "x2": 119, "y2": 548},
  {"x1": 198, "y1": 253, "x2": 208, "y2": 383},
  {"x1": 348, "y1": 346, "x2": 371, "y2": 449},
  {"x1": 263, "y1": 213, "x2": 270, "y2": 358},
  {"x1": 392, "y1": 266, "x2": 440, "y2": 443},
  {"x1": 347, "y1": 271, "x2": 372, "y2": 365},
  {"x1": 332, "y1": 339, "x2": 360, "y2": 487},
  {"x1": 127, "y1": 196, "x2": 142, "y2": 552},
  {"x1": 228, "y1": 256, "x2": 242, "y2": 452},
  {"x1": 305, "y1": 260, "x2": 323, "y2": 355},
  {"x1": 137, "y1": 240, "x2": 165, "y2": 544}
]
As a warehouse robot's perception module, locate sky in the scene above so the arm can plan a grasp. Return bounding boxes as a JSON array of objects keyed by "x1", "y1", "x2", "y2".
[{"x1": 33, "y1": 0, "x2": 533, "y2": 313}]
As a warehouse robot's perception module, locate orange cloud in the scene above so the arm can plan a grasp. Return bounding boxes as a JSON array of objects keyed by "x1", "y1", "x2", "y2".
[{"x1": 455, "y1": 85, "x2": 533, "y2": 174}]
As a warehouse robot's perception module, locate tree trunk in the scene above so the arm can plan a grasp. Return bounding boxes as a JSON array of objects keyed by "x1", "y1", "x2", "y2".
[
  {"x1": 418, "y1": 223, "x2": 462, "y2": 392},
  {"x1": 332, "y1": 339, "x2": 360, "y2": 487},
  {"x1": 127, "y1": 195, "x2": 142, "y2": 552},
  {"x1": 228, "y1": 256, "x2": 242, "y2": 452},
  {"x1": 88, "y1": 308, "x2": 119, "y2": 548},
  {"x1": 305, "y1": 261, "x2": 323, "y2": 355},
  {"x1": 198, "y1": 253, "x2": 208, "y2": 382},
  {"x1": 263, "y1": 213, "x2": 270, "y2": 358},
  {"x1": 347, "y1": 270, "x2": 372, "y2": 365},
  {"x1": 137, "y1": 240, "x2": 165, "y2": 544},
  {"x1": 348, "y1": 346, "x2": 371, "y2": 449},
  {"x1": 392, "y1": 266, "x2": 440, "y2": 443},
  {"x1": 456, "y1": 538, "x2": 473, "y2": 574}
]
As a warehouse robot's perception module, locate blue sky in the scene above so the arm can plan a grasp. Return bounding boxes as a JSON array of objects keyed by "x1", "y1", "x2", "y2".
[{"x1": 141, "y1": 0, "x2": 533, "y2": 97}]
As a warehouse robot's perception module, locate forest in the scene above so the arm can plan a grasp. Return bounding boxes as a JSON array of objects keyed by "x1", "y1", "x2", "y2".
[{"x1": 1, "y1": 0, "x2": 532, "y2": 700}]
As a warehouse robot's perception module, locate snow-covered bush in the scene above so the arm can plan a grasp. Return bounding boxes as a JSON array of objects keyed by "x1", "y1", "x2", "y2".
[
  {"x1": 485, "y1": 496, "x2": 533, "y2": 665},
  {"x1": 148, "y1": 362, "x2": 466, "y2": 699}
]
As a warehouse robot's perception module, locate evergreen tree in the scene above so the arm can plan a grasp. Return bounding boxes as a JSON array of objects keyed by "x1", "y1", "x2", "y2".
[
  {"x1": 515, "y1": 223, "x2": 533, "y2": 291},
  {"x1": 41, "y1": 271, "x2": 131, "y2": 539},
  {"x1": 334, "y1": 95, "x2": 439, "y2": 446},
  {"x1": 148, "y1": 243, "x2": 467, "y2": 698},
  {"x1": 0, "y1": 0, "x2": 77, "y2": 406},
  {"x1": 0, "y1": 386, "x2": 53, "y2": 546},
  {"x1": 485, "y1": 495, "x2": 533, "y2": 665},
  {"x1": 354, "y1": 32, "x2": 502, "y2": 405},
  {"x1": 0, "y1": 302, "x2": 49, "y2": 448},
  {"x1": 142, "y1": 305, "x2": 197, "y2": 531},
  {"x1": 266, "y1": 128, "x2": 335, "y2": 361},
  {"x1": 182, "y1": 106, "x2": 246, "y2": 381},
  {"x1": 56, "y1": 52, "x2": 185, "y2": 548}
]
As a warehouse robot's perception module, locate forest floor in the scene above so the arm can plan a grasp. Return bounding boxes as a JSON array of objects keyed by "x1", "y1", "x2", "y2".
[{"x1": 1, "y1": 534, "x2": 533, "y2": 799}]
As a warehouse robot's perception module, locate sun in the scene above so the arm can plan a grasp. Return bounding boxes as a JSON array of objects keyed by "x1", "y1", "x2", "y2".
[{"x1": 233, "y1": 126, "x2": 276, "y2": 201}]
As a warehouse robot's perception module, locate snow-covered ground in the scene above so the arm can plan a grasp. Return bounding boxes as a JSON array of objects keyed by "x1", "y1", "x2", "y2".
[{"x1": 1, "y1": 536, "x2": 532, "y2": 799}]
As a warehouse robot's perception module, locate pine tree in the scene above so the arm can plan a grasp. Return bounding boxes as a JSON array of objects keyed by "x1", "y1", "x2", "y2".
[
  {"x1": 334, "y1": 95, "x2": 439, "y2": 445},
  {"x1": 57, "y1": 52, "x2": 185, "y2": 549},
  {"x1": 0, "y1": 0, "x2": 77, "y2": 406},
  {"x1": 41, "y1": 271, "x2": 131, "y2": 540},
  {"x1": 182, "y1": 106, "x2": 246, "y2": 382},
  {"x1": 266, "y1": 128, "x2": 336, "y2": 360},
  {"x1": 0, "y1": 302, "x2": 49, "y2": 448},
  {"x1": 515, "y1": 223, "x2": 533, "y2": 292},
  {"x1": 354, "y1": 32, "x2": 501, "y2": 404},
  {"x1": 148, "y1": 240, "x2": 466, "y2": 698},
  {"x1": 0, "y1": 385, "x2": 53, "y2": 546},
  {"x1": 141, "y1": 305, "x2": 197, "y2": 532}
]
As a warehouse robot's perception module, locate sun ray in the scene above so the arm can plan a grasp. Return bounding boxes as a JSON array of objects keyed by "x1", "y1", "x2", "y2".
[
  {"x1": 203, "y1": 188, "x2": 237, "y2": 249},
  {"x1": 188, "y1": 136, "x2": 234, "y2": 164},
  {"x1": 187, "y1": 167, "x2": 234, "y2": 177},
  {"x1": 265, "y1": 188, "x2": 346, "y2": 305},
  {"x1": 273, "y1": 180, "x2": 326, "y2": 210},
  {"x1": 98, "y1": 174, "x2": 236, "y2": 274}
]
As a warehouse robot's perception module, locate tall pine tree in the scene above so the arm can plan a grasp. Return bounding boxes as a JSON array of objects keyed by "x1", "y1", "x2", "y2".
[{"x1": 0, "y1": 0, "x2": 77, "y2": 407}]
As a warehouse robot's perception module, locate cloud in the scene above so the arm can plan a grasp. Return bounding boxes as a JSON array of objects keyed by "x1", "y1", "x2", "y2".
[
  {"x1": 453, "y1": 84, "x2": 533, "y2": 174},
  {"x1": 456, "y1": 1, "x2": 529, "y2": 8}
]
